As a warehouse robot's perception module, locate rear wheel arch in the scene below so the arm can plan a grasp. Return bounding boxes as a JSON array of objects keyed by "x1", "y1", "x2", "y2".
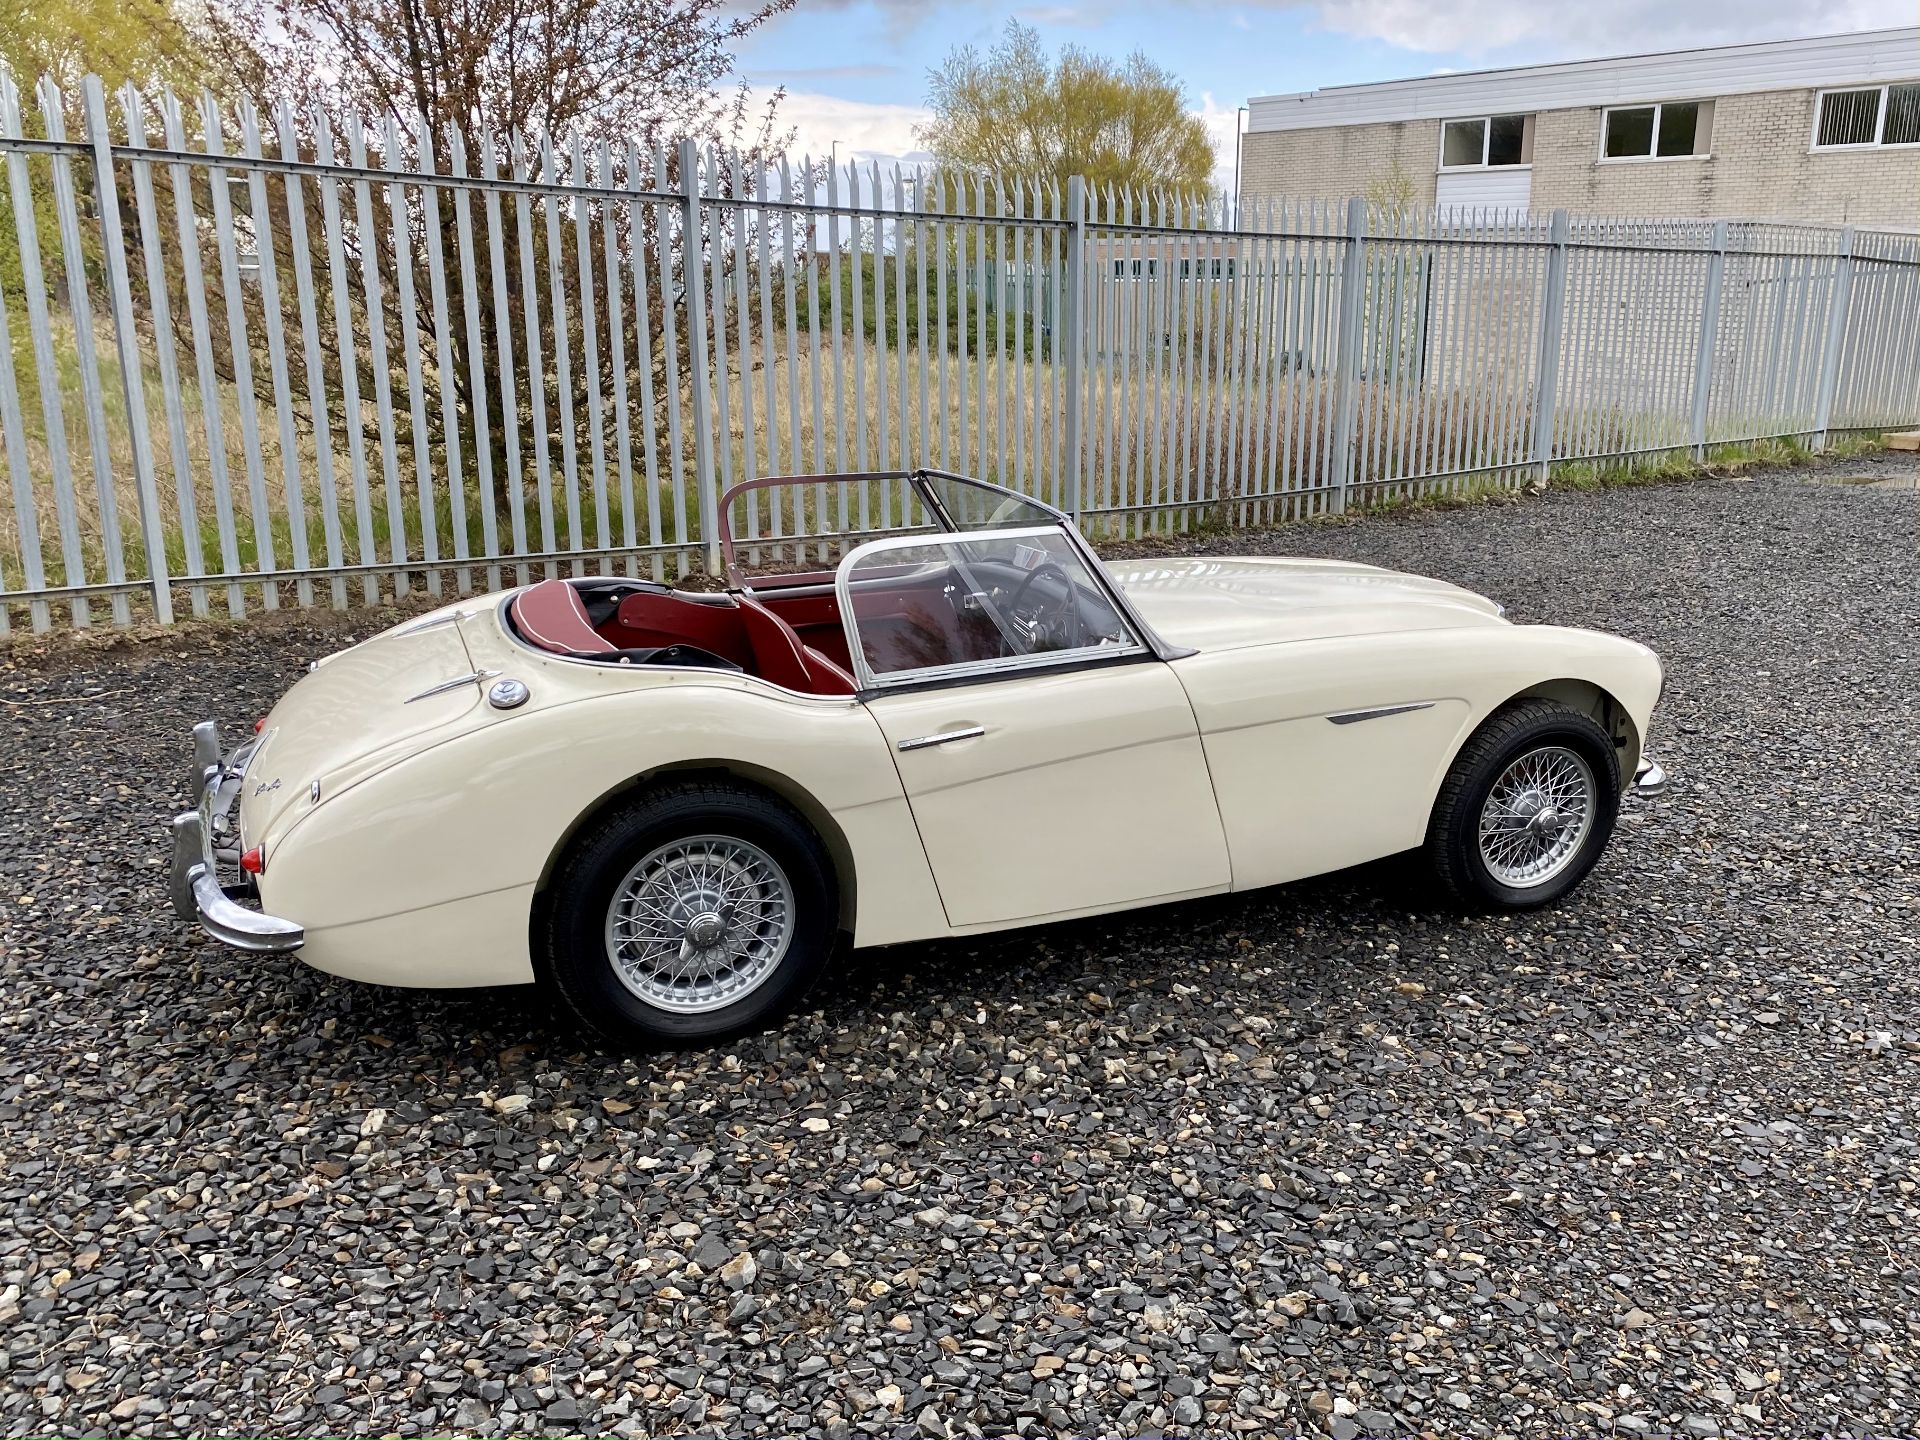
[{"x1": 532, "y1": 761, "x2": 856, "y2": 939}]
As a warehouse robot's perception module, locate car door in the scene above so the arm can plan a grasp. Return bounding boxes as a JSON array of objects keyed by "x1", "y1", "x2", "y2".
[{"x1": 842, "y1": 527, "x2": 1230, "y2": 929}]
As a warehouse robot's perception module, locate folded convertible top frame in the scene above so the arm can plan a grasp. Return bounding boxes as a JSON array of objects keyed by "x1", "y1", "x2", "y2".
[{"x1": 715, "y1": 469, "x2": 1065, "y2": 586}]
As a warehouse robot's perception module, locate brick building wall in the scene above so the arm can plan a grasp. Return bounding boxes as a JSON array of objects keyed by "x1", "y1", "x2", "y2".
[
  {"x1": 1242, "y1": 86, "x2": 1920, "y2": 227},
  {"x1": 1530, "y1": 89, "x2": 1919, "y2": 224},
  {"x1": 1239, "y1": 119, "x2": 1441, "y2": 210}
]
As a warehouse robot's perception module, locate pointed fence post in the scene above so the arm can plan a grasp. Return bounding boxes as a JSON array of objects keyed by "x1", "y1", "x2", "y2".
[
  {"x1": 1529, "y1": 208, "x2": 1571, "y2": 486},
  {"x1": 679, "y1": 139, "x2": 720, "y2": 573},
  {"x1": 1811, "y1": 225, "x2": 1856, "y2": 450},
  {"x1": 1063, "y1": 174, "x2": 1086, "y2": 520},
  {"x1": 1328, "y1": 194, "x2": 1368, "y2": 515},
  {"x1": 1690, "y1": 219, "x2": 1729, "y2": 460},
  {"x1": 83, "y1": 76, "x2": 171, "y2": 624}
]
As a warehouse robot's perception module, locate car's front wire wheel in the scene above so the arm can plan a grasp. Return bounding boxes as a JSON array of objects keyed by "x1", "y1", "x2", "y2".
[
  {"x1": 540, "y1": 781, "x2": 836, "y2": 1048},
  {"x1": 1426, "y1": 700, "x2": 1621, "y2": 910}
]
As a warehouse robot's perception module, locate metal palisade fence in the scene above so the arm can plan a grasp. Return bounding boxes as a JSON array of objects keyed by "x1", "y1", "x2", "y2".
[{"x1": 2, "y1": 72, "x2": 1918, "y2": 631}]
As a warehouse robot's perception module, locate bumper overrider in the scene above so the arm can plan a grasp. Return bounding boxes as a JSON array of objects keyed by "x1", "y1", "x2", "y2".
[
  {"x1": 1634, "y1": 756, "x2": 1667, "y2": 795},
  {"x1": 169, "y1": 721, "x2": 305, "y2": 953}
]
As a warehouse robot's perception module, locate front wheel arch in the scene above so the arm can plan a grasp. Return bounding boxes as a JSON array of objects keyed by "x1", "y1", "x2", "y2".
[
  {"x1": 1508, "y1": 678, "x2": 1641, "y2": 787},
  {"x1": 1424, "y1": 696, "x2": 1623, "y2": 909},
  {"x1": 1416, "y1": 678, "x2": 1641, "y2": 835}
]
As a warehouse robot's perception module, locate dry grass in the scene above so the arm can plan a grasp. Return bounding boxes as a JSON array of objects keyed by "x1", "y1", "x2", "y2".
[{"x1": 0, "y1": 311, "x2": 1851, "y2": 631}]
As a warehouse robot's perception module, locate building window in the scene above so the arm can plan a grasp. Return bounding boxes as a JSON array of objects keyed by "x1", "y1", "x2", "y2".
[
  {"x1": 1111, "y1": 257, "x2": 1159, "y2": 278},
  {"x1": 1176, "y1": 257, "x2": 1236, "y2": 281},
  {"x1": 1602, "y1": 100, "x2": 1712, "y2": 159},
  {"x1": 1814, "y1": 83, "x2": 1920, "y2": 148},
  {"x1": 1439, "y1": 114, "x2": 1532, "y2": 169}
]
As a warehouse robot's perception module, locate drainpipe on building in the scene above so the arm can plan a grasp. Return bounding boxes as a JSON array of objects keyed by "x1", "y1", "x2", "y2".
[{"x1": 1232, "y1": 106, "x2": 1246, "y2": 224}]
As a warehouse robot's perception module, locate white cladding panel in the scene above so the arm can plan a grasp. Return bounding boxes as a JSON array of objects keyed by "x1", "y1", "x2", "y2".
[
  {"x1": 1250, "y1": 28, "x2": 1920, "y2": 132},
  {"x1": 1435, "y1": 169, "x2": 1533, "y2": 215}
]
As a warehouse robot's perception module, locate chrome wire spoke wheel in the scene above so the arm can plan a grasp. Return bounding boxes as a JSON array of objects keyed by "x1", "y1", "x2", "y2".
[
  {"x1": 1476, "y1": 744, "x2": 1598, "y2": 889},
  {"x1": 603, "y1": 834, "x2": 796, "y2": 1014}
]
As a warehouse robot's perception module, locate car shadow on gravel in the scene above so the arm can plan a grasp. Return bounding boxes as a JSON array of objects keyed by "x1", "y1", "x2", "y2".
[
  {"x1": 245, "y1": 855, "x2": 1425, "y2": 1067},
  {"x1": 811, "y1": 857, "x2": 1422, "y2": 1013}
]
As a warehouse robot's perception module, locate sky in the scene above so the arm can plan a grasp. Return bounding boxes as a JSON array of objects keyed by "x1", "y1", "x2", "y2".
[{"x1": 734, "y1": 0, "x2": 1914, "y2": 188}]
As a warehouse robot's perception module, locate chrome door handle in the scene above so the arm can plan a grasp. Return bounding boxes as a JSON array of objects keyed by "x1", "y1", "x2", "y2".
[{"x1": 897, "y1": 725, "x2": 986, "y2": 752}]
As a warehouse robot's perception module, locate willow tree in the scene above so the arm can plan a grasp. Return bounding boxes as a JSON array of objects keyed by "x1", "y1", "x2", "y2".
[{"x1": 917, "y1": 20, "x2": 1215, "y2": 200}]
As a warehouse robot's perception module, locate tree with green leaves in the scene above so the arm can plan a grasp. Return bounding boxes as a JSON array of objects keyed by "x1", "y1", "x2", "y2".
[
  {"x1": 0, "y1": 0, "x2": 223, "y2": 97},
  {"x1": 2, "y1": 0, "x2": 248, "y2": 337},
  {"x1": 917, "y1": 20, "x2": 1216, "y2": 199}
]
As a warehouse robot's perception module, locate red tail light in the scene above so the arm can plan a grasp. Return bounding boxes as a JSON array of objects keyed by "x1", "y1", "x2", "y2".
[
  {"x1": 254, "y1": 717, "x2": 266, "y2": 733},
  {"x1": 239, "y1": 847, "x2": 265, "y2": 875}
]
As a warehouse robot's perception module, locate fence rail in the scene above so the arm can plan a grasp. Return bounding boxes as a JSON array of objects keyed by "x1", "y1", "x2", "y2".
[{"x1": 2, "y1": 70, "x2": 1918, "y2": 632}]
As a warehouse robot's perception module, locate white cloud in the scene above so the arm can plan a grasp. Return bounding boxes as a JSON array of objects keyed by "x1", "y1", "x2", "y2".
[
  {"x1": 1195, "y1": 91, "x2": 1243, "y2": 194},
  {"x1": 1298, "y1": 0, "x2": 1913, "y2": 57},
  {"x1": 771, "y1": 90, "x2": 935, "y2": 168}
]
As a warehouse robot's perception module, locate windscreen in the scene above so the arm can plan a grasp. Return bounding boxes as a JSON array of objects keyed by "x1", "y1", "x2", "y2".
[
  {"x1": 918, "y1": 474, "x2": 1061, "y2": 532},
  {"x1": 841, "y1": 527, "x2": 1137, "y2": 684}
]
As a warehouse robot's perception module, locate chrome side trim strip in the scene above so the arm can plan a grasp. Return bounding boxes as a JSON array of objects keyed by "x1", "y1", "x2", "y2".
[
  {"x1": 897, "y1": 725, "x2": 987, "y2": 752},
  {"x1": 1327, "y1": 702, "x2": 1436, "y2": 726}
]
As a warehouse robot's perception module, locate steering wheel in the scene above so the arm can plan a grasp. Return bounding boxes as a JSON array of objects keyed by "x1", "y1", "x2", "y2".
[{"x1": 1004, "y1": 562, "x2": 1086, "y2": 651}]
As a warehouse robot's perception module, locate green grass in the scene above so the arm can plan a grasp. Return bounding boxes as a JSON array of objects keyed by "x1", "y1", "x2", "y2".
[
  {"x1": 1549, "y1": 435, "x2": 1840, "y2": 493},
  {"x1": 1331, "y1": 432, "x2": 1893, "y2": 527}
]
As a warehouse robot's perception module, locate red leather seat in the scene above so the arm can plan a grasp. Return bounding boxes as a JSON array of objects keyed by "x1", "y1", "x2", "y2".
[
  {"x1": 736, "y1": 594, "x2": 856, "y2": 695},
  {"x1": 509, "y1": 579, "x2": 615, "y2": 655},
  {"x1": 800, "y1": 643, "x2": 857, "y2": 694},
  {"x1": 511, "y1": 577, "x2": 853, "y2": 693}
]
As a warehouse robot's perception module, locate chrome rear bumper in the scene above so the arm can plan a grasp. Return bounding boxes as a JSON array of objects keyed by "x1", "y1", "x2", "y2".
[
  {"x1": 1633, "y1": 755, "x2": 1667, "y2": 795},
  {"x1": 169, "y1": 720, "x2": 305, "y2": 953}
]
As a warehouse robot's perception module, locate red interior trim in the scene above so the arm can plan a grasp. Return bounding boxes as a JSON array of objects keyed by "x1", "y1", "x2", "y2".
[
  {"x1": 510, "y1": 579, "x2": 615, "y2": 655},
  {"x1": 607, "y1": 591, "x2": 754, "y2": 668},
  {"x1": 596, "y1": 586, "x2": 854, "y2": 695}
]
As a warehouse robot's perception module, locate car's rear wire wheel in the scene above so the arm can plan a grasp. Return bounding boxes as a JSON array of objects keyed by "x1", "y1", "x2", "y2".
[
  {"x1": 603, "y1": 835, "x2": 797, "y2": 1014},
  {"x1": 1426, "y1": 699, "x2": 1621, "y2": 910},
  {"x1": 540, "y1": 781, "x2": 836, "y2": 1048}
]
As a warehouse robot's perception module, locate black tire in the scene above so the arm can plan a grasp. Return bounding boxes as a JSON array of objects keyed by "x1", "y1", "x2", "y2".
[
  {"x1": 1425, "y1": 699, "x2": 1622, "y2": 911},
  {"x1": 538, "y1": 780, "x2": 837, "y2": 1048}
]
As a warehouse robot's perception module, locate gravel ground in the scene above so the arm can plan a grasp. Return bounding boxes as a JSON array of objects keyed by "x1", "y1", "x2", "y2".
[{"x1": 1, "y1": 454, "x2": 1916, "y2": 1438}]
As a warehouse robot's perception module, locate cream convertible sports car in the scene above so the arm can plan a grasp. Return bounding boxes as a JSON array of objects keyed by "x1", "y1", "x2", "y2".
[{"x1": 172, "y1": 470, "x2": 1665, "y2": 1046}]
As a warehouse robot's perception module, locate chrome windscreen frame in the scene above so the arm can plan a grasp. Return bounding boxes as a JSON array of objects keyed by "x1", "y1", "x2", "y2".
[
  {"x1": 833, "y1": 524, "x2": 1155, "y2": 692},
  {"x1": 168, "y1": 721, "x2": 305, "y2": 953}
]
